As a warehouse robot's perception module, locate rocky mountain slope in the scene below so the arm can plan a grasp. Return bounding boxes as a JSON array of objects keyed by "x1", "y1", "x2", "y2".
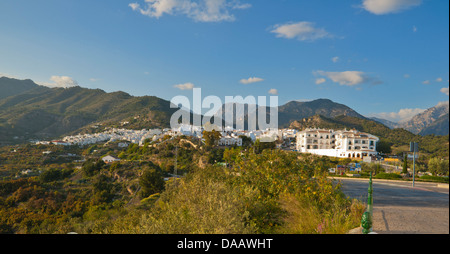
[{"x1": 399, "y1": 101, "x2": 449, "y2": 135}]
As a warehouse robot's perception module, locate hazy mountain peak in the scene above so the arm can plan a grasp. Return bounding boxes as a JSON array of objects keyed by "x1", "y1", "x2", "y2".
[{"x1": 397, "y1": 101, "x2": 449, "y2": 135}]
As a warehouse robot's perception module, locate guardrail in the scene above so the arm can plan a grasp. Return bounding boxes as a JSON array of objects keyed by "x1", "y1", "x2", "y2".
[{"x1": 361, "y1": 172, "x2": 373, "y2": 234}]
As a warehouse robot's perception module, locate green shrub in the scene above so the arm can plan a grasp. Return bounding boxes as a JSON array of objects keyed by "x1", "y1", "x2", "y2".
[
  {"x1": 374, "y1": 173, "x2": 402, "y2": 180},
  {"x1": 419, "y1": 175, "x2": 449, "y2": 183}
]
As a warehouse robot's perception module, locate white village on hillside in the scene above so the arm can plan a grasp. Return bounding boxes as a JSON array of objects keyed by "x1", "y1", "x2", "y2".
[{"x1": 35, "y1": 124, "x2": 379, "y2": 161}]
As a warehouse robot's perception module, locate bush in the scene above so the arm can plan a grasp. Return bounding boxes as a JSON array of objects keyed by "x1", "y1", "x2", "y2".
[
  {"x1": 39, "y1": 168, "x2": 73, "y2": 183},
  {"x1": 374, "y1": 173, "x2": 402, "y2": 180},
  {"x1": 104, "y1": 166, "x2": 256, "y2": 234},
  {"x1": 428, "y1": 158, "x2": 449, "y2": 176},
  {"x1": 139, "y1": 169, "x2": 165, "y2": 198},
  {"x1": 419, "y1": 175, "x2": 449, "y2": 183}
]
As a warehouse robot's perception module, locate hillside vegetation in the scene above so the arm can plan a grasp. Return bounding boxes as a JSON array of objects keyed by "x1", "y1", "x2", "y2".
[
  {"x1": 0, "y1": 78, "x2": 182, "y2": 144},
  {"x1": 0, "y1": 137, "x2": 366, "y2": 234}
]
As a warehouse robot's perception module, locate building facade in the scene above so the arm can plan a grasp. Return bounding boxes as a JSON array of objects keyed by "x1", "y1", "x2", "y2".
[
  {"x1": 296, "y1": 128, "x2": 379, "y2": 159},
  {"x1": 218, "y1": 136, "x2": 243, "y2": 147}
]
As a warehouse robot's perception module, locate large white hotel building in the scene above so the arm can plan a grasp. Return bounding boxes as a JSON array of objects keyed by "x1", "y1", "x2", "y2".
[{"x1": 296, "y1": 128, "x2": 379, "y2": 159}]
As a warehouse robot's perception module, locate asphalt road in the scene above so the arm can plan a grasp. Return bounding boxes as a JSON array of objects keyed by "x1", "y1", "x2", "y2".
[{"x1": 335, "y1": 177, "x2": 449, "y2": 234}]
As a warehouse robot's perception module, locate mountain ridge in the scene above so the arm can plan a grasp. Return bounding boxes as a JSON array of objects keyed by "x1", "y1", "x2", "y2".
[
  {"x1": 1, "y1": 77, "x2": 448, "y2": 146},
  {"x1": 369, "y1": 101, "x2": 449, "y2": 136},
  {"x1": 0, "y1": 77, "x2": 183, "y2": 144}
]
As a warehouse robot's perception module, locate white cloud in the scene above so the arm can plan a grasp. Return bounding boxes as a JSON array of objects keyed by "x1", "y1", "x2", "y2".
[
  {"x1": 441, "y1": 87, "x2": 449, "y2": 96},
  {"x1": 315, "y1": 78, "x2": 326, "y2": 85},
  {"x1": 129, "y1": 0, "x2": 250, "y2": 22},
  {"x1": 40, "y1": 76, "x2": 79, "y2": 88},
  {"x1": 240, "y1": 77, "x2": 264, "y2": 84},
  {"x1": 370, "y1": 108, "x2": 426, "y2": 123},
  {"x1": 314, "y1": 70, "x2": 382, "y2": 87},
  {"x1": 174, "y1": 82, "x2": 195, "y2": 90},
  {"x1": 404, "y1": 74, "x2": 410, "y2": 78},
  {"x1": 129, "y1": 3, "x2": 140, "y2": 11},
  {"x1": 413, "y1": 26, "x2": 417, "y2": 32},
  {"x1": 422, "y1": 80, "x2": 430, "y2": 85},
  {"x1": 232, "y1": 3, "x2": 251, "y2": 9},
  {"x1": 268, "y1": 89, "x2": 278, "y2": 95},
  {"x1": 332, "y1": 56, "x2": 339, "y2": 63},
  {"x1": 270, "y1": 22, "x2": 333, "y2": 42},
  {"x1": 0, "y1": 72, "x2": 19, "y2": 79},
  {"x1": 437, "y1": 101, "x2": 449, "y2": 107},
  {"x1": 436, "y1": 77, "x2": 443, "y2": 82},
  {"x1": 361, "y1": 0, "x2": 422, "y2": 15}
]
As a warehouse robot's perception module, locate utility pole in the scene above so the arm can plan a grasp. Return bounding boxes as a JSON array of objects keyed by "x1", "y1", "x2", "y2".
[
  {"x1": 410, "y1": 142, "x2": 419, "y2": 188},
  {"x1": 174, "y1": 145, "x2": 178, "y2": 184}
]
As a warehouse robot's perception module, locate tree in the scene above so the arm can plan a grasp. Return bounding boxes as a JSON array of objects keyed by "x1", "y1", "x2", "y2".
[
  {"x1": 376, "y1": 140, "x2": 392, "y2": 154},
  {"x1": 207, "y1": 149, "x2": 224, "y2": 164},
  {"x1": 402, "y1": 154, "x2": 408, "y2": 174},
  {"x1": 82, "y1": 159, "x2": 105, "y2": 177},
  {"x1": 239, "y1": 135, "x2": 253, "y2": 147},
  {"x1": 92, "y1": 174, "x2": 115, "y2": 203},
  {"x1": 139, "y1": 169, "x2": 165, "y2": 198},
  {"x1": 39, "y1": 168, "x2": 62, "y2": 182},
  {"x1": 253, "y1": 139, "x2": 276, "y2": 154},
  {"x1": 428, "y1": 158, "x2": 449, "y2": 176},
  {"x1": 203, "y1": 130, "x2": 221, "y2": 148}
]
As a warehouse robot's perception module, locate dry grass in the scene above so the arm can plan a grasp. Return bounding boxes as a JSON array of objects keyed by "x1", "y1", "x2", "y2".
[{"x1": 277, "y1": 194, "x2": 365, "y2": 234}]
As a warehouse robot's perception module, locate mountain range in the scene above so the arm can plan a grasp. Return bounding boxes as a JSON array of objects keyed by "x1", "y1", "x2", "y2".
[
  {"x1": 370, "y1": 101, "x2": 449, "y2": 136},
  {"x1": 214, "y1": 98, "x2": 364, "y2": 129},
  {"x1": 0, "y1": 77, "x2": 186, "y2": 144},
  {"x1": 0, "y1": 77, "x2": 448, "y2": 146}
]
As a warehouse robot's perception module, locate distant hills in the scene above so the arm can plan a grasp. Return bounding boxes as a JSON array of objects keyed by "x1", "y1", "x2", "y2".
[
  {"x1": 401, "y1": 102, "x2": 449, "y2": 136},
  {"x1": 278, "y1": 99, "x2": 365, "y2": 127},
  {"x1": 214, "y1": 98, "x2": 364, "y2": 129},
  {"x1": 0, "y1": 77, "x2": 44, "y2": 100},
  {"x1": 0, "y1": 77, "x2": 448, "y2": 149},
  {"x1": 0, "y1": 77, "x2": 184, "y2": 144},
  {"x1": 370, "y1": 101, "x2": 449, "y2": 136}
]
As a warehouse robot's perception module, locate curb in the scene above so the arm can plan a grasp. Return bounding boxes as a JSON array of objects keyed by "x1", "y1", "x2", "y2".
[
  {"x1": 347, "y1": 227, "x2": 362, "y2": 234},
  {"x1": 347, "y1": 227, "x2": 378, "y2": 234},
  {"x1": 330, "y1": 176, "x2": 449, "y2": 189}
]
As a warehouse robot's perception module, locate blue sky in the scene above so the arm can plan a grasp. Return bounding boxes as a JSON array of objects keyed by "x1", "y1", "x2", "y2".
[{"x1": 0, "y1": 0, "x2": 448, "y2": 122}]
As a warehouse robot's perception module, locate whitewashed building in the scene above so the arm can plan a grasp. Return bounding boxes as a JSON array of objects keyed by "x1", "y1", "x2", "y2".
[
  {"x1": 218, "y1": 136, "x2": 243, "y2": 147},
  {"x1": 296, "y1": 128, "x2": 379, "y2": 159},
  {"x1": 102, "y1": 155, "x2": 121, "y2": 164}
]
